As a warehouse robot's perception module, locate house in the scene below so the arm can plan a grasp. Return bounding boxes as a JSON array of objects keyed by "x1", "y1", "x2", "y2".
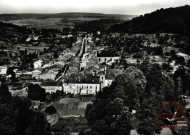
[
  {"x1": 31, "y1": 100, "x2": 41, "y2": 109},
  {"x1": 32, "y1": 69, "x2": 42, "y2": 79},
  {"x1": 34, "y1": 59, "x2": 43, "y2": 69},
  {"x1": 70, "y1": 132, "x2": 79, "y2": 135},
  {"x1": 41, "y1": 85, "x2": 63, "y2": 93},
  {"x1": 62, "y1": 74, "x2": 100, "y2": 95},
  {"x1": 63, "y1": 82, "x2": 100, "y2": 95},
  {"x1": 97, "y1": 56, "x2": 120, "y2": 64},
  {"x1": 39, "y1": 72, "x2": 57, "y2": 80},
  {"x1": 125, "y1": 57, "x2": 138, "y2": 64},
  {"x1": 96, "y1": 50, "x2": 120, "y2": 64},
  {"x1": 67, "y1": 65, "x2": 79, "y2": 74},
  {"x1": 99, "y1": 69, "x2": 123, "y2": 88},
  {"x1": 0, "y1": 66, "x2": 7, "y2": 75},
  {"x1": 39, "y1": 69, "x2": 58, "y2": 81},
  {"x1": 15, "y1": 71, "x2": 23, "y2": 77},
  {"x1": 86, "y1": 59, "x2": 98, "y2": 69},
  {"x1": 92, "y1": 47, "x2": 104, "y2": 57}
]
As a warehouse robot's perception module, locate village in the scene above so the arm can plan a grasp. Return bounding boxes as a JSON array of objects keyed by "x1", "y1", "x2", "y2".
[
  {"x1": 1, "y1": 31, "x2": 189, "y2": 94},
  {"x1": 1, "y1": 27, "x2": 190, "y2": 135}
]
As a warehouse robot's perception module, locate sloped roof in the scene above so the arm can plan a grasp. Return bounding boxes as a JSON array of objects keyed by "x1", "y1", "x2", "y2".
[{"x1": 63, "y1": 73, "x2": 99, "y2": 84}]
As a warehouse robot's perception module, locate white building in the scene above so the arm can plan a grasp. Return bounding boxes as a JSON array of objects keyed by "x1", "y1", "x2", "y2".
[
  {"x1": 62, "y1": 74, "x2": 100, "y2": 95},
  {"x1": 94, "y1": 49, "x2": 120, "y2": 64},
  {"x1": 99, "y1": 69, "x2": 123, "y2": 89},
  {"x1": 98, "y1": 56, "x2": 120, "y2": 64},
  {"x1": 39, "y1": 72, "x2": 56, "y2": 80},
  {"x1": 34, "y1": 59, "x2": 43, "y2": 69},
  {"x1": 32, "y1": 69, "x2": 42, "y2": 79},
  {"x1": 63, "y1": 83, "x2": 100, "y2": 95},
  {"x1": 0, "y1": 66, "x2": 7, "y2": 75}
]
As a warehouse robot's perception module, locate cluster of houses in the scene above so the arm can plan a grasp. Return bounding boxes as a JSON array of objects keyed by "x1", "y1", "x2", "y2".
[
  {"x1": 0, "y1": 34, "x2": 123, "y2": 96},
  {"x1": 2, "y1": 33, "x2": 188, "y2": 96},
  {"x1": 31, "y1": 35, "x2": 122, "y2": 95}
]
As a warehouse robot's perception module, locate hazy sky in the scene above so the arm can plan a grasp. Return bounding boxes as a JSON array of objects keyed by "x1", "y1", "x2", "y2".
[{"x1": 0, "y1": 0, "x2": 190, "y2": 15}]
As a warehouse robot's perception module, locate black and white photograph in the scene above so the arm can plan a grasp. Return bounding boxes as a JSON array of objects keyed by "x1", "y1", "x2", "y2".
[{"x1": 0, "y1": 0, "x2": 190, "y2": 135}]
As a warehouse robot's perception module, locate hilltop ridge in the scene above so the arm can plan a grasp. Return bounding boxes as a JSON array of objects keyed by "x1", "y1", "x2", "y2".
[
  {"x1": 0, "y1": 12, "x2": 136, "y2": 20},
  {"x1": 109, "y1": 5, "x2": 190, "y2": 34}
]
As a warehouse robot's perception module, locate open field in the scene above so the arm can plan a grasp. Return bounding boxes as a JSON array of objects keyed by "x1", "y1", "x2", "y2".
[
  {"x1": 5, "y1": 18, "x2": 62, "y2": 26},
  {"x1": 3, "y1": 17, "x2": 101, "y2": 30},
  {"x1": 50, "y1": 97, "x2": 92, "y2": 117}
]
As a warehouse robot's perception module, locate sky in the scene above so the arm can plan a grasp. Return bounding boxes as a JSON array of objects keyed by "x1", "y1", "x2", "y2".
[{"x1": 0, "y1": 0, "x2": 190, "y2": 15}]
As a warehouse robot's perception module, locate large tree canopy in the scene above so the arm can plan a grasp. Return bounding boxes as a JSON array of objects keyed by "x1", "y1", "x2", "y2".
[
  {"x1": 28, "y1": 84, "x2": 46, "y2": 102},
  {"x1": 85, "y1": 66, "x2": 146, "y2": 135},
  {"x1": 0, "y1": 85, "x2": 51, "y2": 135},
  {"x1": 85, "y1": 62, "x2": 175, "y2": 135}
]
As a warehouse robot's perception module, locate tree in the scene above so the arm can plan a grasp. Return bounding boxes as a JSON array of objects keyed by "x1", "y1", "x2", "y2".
[
  {"x1": 0, "y1": 95, "x2": 51, "y2": 135},
  {"x1": 45, "y1": 106, "x2": 57, "y2": 115},
  {"x1": 186, "y1": 59, "x2": 190, "y2": 68},
  {"x1": 174, "y1": 68, "x2": 190, "y2": 95},
  {"x1": 86, "y1": 66, "x2": 146, "y2": 134},
  {"x1": 107, "y1": 98, "x2": 124, "y2": 118},
  {"x1": 24, "y1": 112, "x2": 51, "y2": 135},
  {"x1": 91, "y1": 119, "x2": 108, "y2": 135},
  {"x1": 136, "y1": 90, "x2": 162, "y2": 135},
  {"x1": 176, "y1": 56, "x2": 186, "y2": 65},
  {"x1": 85, "y1": 103, "x2": 93, "y2": 117},
  {"x1": 110, "y1": 66, "x2": 146, "y2": 110},
  {"x1": 6, "y1": 67, "x2": 14, "y2": 75},
  {"x1": 0, "y1": 84, "x2": 12, "y2": 104},
  {"x1": 137, "y1": 59, "x2": 175, "y2": 135},
  {"x1": 112, "y1": 112, "x2": 132, "y2": 135},
  {"x1": 27, "y1": 84, "x2": 46, "y2": 102},
  {"x1": 6, "y1": 67, "x2": 16, "y2": 82}
]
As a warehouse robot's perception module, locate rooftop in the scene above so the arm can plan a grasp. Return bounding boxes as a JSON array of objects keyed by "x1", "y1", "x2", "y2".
[
  {"x1": 97, "y1": 50, "x2": 119, "y2": 57},
  {"x1": 63, "y1": 73, "x2": 99, "y2": 84}
]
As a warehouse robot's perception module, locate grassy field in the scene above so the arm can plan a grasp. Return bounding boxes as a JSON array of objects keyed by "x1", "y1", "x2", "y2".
[
  {"x1": 4, "y1": 17, "x2": 101, "y2": 30},
  {"x1": 4, "y1": 18, "x2": 72, "y2": 30},
  {"x1": 50, "y1": 97, "x2": 92, "y2": 117},
  {"x1": 5, "y1": 18, "x2": 62, "y2": 26}
]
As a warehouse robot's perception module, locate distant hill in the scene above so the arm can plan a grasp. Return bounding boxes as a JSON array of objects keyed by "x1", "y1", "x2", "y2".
[
  {"x1": 0, "y1": 12, "x2": 136, "y2": 32},
  {"x1": 0, "y1": 12, "x2": 136, "y2": 20},
  {"x1": 109, "y1": 5, "x2": 190, "y2": 34}
]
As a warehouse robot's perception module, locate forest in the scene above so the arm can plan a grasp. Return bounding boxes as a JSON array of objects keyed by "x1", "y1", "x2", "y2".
[{"x1": 109, "y1": 5, "x2": 190, "y2": 34}]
